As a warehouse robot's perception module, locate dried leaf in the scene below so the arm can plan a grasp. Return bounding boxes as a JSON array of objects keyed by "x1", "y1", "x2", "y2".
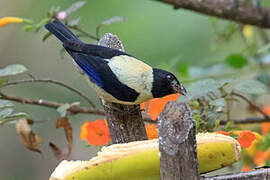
[
  {"x1": 27, "y1": 119, "x2": 34, "y2": 125},
  {"x1": 42, "y1": 32, "x2": 52, "y2": 42},
  {"x1": 16, "y1": 119, "x2": 41, "y2": 154},
  {"x1": 56, "y1": 117, "x2": 73, "y2": 154},
  {"x1": 49, "y1": 142, "x2": 66, "y2": 161}
]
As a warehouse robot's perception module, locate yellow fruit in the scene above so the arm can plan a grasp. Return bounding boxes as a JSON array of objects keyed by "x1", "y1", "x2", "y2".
[{"x1": 50, "y1": 133, "x2": 241, "y2": 180}]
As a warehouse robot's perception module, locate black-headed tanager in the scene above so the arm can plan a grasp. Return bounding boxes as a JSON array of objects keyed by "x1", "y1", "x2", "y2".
[{"x1": 45, "y1": 20, "x2": 187, "y2": 105}]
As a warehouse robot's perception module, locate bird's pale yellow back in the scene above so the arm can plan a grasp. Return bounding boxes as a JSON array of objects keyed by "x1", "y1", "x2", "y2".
[{"x1": 108, "y1": 55, "x2": 153, "y2": 102}]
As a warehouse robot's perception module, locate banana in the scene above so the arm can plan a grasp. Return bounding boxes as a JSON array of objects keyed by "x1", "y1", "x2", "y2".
[{"x1": 49, "y1": 133, "x2": 241, "y2": 180}]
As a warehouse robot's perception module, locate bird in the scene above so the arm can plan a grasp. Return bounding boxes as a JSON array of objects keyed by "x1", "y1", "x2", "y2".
[{"x1": 45, "y1": 20, "x2": 187, "y2": 105}]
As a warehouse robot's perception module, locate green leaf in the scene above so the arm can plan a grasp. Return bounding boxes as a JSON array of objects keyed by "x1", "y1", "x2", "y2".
[
  {"x1": 66, "y1": 1, "x2": 86, "y2": 15},
  {"x1": 0, "y1": 78, "x2": 7, "y2": 85},
  {"x1": 256, "y1": 71, "x2": 270, "y2": 85},
  {"x1": 224, "y1": 121, "x2": 235, "y2": 132},
  {"x1": 225, "y1": 53, "x2": 248, "y2": 69},
  {"x1": 22, "y1": 19, "x2": 33, "y2": 25},
  {"x1": 193, "y1": 114, "x2": 203, "y2": 133},
  {"x1": 0, "y1": 108, "x2": 14, "y2": 119},
  {"x1": 0, "y1": 112, "x2": 28, "y2": 125},
  {"x1": 178, "y1": 63, "x2": 189, "y2": 78},
  {"x1": 258, "y1": 134, "x2": 270, "y2": 150},
  {"x1": 0, "y1": 100, "x2": 14, "y2": 109},
  {"x1": 60, "y1": 47, "x2": 66, "y2": 59},
  {"x1": 42, "y1": 32, "x2": 52, "y2": 42},
  {"x1": 178, "y1": 79, "x2": 227, "y2": 102},
  {"x1": 209, "y1": 98, "x2": 226, "y2": 107},
  {"x1": 235, "y1": 79, "x2": 267, "y2": 95},
  {"x1": 4, "y1": 112, "x2": 28, "y2": 120},
  {"x1": 189, "y1": 63, "x2": 232, "y2": 78},
  {"x1": 0, "y1": 64, "x2": 28, "y2": 77},
  {"x1": 57, "y1": 104, "x2": 70, "y2": 117},
  {"x1": 35, "y1": 18, "x2": 50, "y2": 32},
  {"x1": 23, "y1": 25, "x2": 35, "y2": 32}
]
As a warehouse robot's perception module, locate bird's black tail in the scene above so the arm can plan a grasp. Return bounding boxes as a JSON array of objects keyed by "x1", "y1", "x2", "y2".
[{"x1": 45, "y1": 20, "x2": 80, "y2": 42}]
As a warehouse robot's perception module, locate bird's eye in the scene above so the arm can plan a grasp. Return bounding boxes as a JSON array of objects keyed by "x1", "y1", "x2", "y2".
[{"x1": 167, "y1": 75, "x2": 173, "y2": 80}]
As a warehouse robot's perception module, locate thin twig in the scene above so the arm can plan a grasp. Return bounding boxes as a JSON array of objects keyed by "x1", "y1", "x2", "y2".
[
  {"x1": 0, "y1": 91, "x2": 154, "y2": 122},
  {"x1": 226, "y1": 95, "x2": 232, "y2": 122},
  {"x1": 0, "y1": 91, "x2": 103, "y2": 115},
  {"x1": 220, "y1": 116, "x2": 270, "y2": 125},
  {"x1": 0, "y1": 79, "x2": 96, "y2": 108},
  {"x1": 231, "y1": 91, "x2": 269, "y2": 119},
  {"x1": 1, "y1": 90, "x2": 270, "y2": 125},
  {"x1": 67, "y1": 25, "x2": 99, "y2": 41},
  {"x1": 2, "y1": 83, "x2": 269, "y2": 125}
]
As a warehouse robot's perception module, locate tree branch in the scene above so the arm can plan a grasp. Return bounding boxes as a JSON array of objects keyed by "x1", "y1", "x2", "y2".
[
  {"x1": 0, "y1": 79, "x2": 96, "y2": 108},
  {"x1": 0, "y1": 91, "x2": 154, "y2": 122},
  {"x1": 154, "y1": 0, "x2": 270, "y2": 29},
  {"x1": 231, "y1": 92, "x2": 269, "y2": 119},
  {"x1": 0, "y1": 91, "x2": 103, "y2": 116},
  {"x1": 2, "y1": 89, "x2": 270, "y2": 125},
  {"x1": 67, "y1": 25, "x2": 99, "y2": 41},
  {"x1": 220, "y1": 116, "x2": 270, "y2": 125}
]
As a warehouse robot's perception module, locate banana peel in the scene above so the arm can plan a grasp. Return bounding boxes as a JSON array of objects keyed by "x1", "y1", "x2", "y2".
[{"x1": 50, "y1": 133, "x2": 241, "y2": 180}]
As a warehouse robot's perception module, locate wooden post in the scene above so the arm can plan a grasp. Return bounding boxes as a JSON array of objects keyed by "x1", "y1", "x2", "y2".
[
  {"x1": 159, "y1": 101, "x2": 199, "y2": 180},
  {"x1": 98, "y1": 33, "x2": 148, "y2": 144}
]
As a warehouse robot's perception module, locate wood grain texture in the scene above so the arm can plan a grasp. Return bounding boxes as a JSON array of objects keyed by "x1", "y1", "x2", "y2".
[{"x1": 158, "y1": 101, "x2": 199, "y2": 180}]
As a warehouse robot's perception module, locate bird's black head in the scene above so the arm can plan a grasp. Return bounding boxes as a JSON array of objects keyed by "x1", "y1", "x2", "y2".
[{"x1": 151, "y1": 68, "x2": 187, "y2": 98}]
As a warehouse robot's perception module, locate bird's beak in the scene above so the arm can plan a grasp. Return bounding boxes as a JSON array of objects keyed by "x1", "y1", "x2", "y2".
[{"x1": 172, "y1": 80, "x2": 187, "y2": 96}]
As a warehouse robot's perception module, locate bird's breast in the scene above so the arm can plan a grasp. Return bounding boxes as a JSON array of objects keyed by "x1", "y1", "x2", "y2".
[{"x1": 108, "y1": 55, "x2": 153, "y2": 95}]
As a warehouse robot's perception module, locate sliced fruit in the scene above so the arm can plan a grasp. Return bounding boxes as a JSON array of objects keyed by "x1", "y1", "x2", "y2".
[{"x1": 50, "y1": 133, "x2": 241, "y2": 180}]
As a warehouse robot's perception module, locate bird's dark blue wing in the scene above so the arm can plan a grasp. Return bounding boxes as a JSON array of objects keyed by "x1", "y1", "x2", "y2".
[
  {"x1": 63, "y1": 41, "x2": 133, "y2": 59},
  {"x1": 72, "y1": 54, "x2": 104, "y2": 87},
  {"x1": 45, "y1": 20, "x2": 139, "y2": 102},
  {"x1": 67, "y1": 51, "x2": 139, "y2": 102}
]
